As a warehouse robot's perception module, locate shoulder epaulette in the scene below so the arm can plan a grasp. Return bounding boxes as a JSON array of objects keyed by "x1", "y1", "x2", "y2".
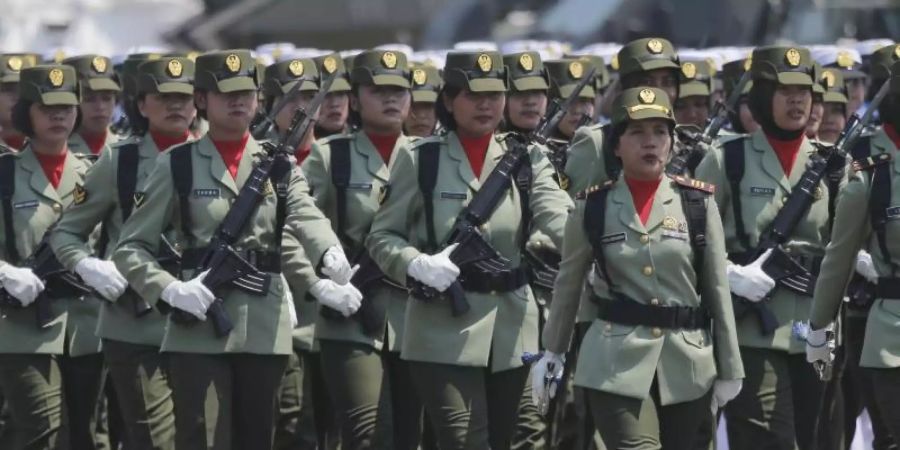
[
  {"x1": 671, "y1": 175, "x2": 716, "y2": 194},
  {"x1": 851, "y1": 152, "x2": 892, "y2": 172},
  {"x1": 575, "y1": 180, "x2": 614, "y2": 200}
]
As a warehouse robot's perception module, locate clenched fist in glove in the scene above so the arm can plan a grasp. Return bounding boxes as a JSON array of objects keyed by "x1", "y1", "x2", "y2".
[
  {"x1": 727, "y1": 249, "x2": 776, "y2": 302},
  {"x1": 311, "y1": 279, "x2": 363, "y2": 317},
  {"x1": 160, "y1": 270, "x2": 215, "y2": 321},
  {"x1": 0, "y1": 264, "x2": 45, "y2": 306},
  {"x1": 75, "y1": 257, "x2": 128, "y2": 301},
  {"x1": 407, "y1": 244, "x2": 460, "y2": 292}
]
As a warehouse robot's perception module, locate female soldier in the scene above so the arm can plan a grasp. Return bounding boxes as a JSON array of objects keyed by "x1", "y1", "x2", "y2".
[
  {"x1": 721, "y1": 58, "x2": 760, "y2": 135},
  {"x1": 816, "y1": 68, "x2": 849, "y2": 144},
  {"x1": 545, "y1": 58, "x2": 596, "y2": 142},
  {"x1": 365, "y1": 50, "x2": 572, "y2": 450},
  {"x1": 112, "y1": 49, "x2": 352, "y2": 449},
  {"x1": 694, "y1": 46, "x2": 844, "y2": 450},
  {"x1": 302, "y1": 49, "x2": 423, "y2": 450},
  {"x1": 63, "y1": 55, "x2": 121, "y2": 157},
  {"x1": 0, "y1": 53, "x2": 38, "y2": 151},
  {"x1": 533, "y1": 87, "x2": 743, "y2": 450},
  {"x1": 674, "y1": 59, "x2": 713, "y2": 128},
  {"x1": 314, "y1": 53, "x2": 352, "y2": 139},
  {"x1": 0, "y1": 65, "x2": 104, "y2": 449},
  {"x1": 404, "y1": 64, "x2": 441, "y2": 137},
  {"x1": 50, "y1": 56, "x2": 197, "y2": 450}
]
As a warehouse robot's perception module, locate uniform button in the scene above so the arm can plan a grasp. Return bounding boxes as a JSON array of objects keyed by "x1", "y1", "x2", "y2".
[
  {"x1": 174, "y1": 243, "x2": 182, "y2": 252},
  {"x1": 52, "y1": 203, "x2": 61, "y2": 212},
  {"x1": 651, "y1": 327, "x2": 662, "y2": 338},
  {"x1": 604, "y1": 323, "x2": 612, "y2": 332},
  {"x1": 650, "y1": 298, "x2": 659, "y2": 306},
  {"x1": 642, "y1": 266, "x2": 653, "y2": 276},
  {"x1": 640, "y1": 235, "x2": 650, "y2": 244}
]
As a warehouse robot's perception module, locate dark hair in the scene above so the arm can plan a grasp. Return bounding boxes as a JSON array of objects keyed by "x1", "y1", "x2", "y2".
[
  {"x1": 12, "y1": 99, "x2": 82, "y2": 138},
  {"x1": 435, "y1": 85, "x2": 462, "y2": 131},
  {"x1": 605, "y1": 119, "x2": 675, "y2": 157},
  {"x1": 347, "y1": 84, "x2": 362, "y2": 129},
  {"x1": 128, "y1": 94, "x2": 149, "y2": 136},
  {"x1": 194, "y1": 89, "x2": 208, "y2": 121}
]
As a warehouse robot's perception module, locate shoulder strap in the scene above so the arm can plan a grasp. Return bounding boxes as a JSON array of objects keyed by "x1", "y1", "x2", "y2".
[
  {"x1": 169, "y1": 143, "x2": 194, "y2": 245},
  {"x1": 514, "y1": 150, "x2": 533, "y2": 250},
  {"x1": 584, "y1": 185, "x2": 613, "y2": 286},
  {"x1": 417, "y1": 142, "x2": 441, "y2": 252},
  {"x1": 329, "y1": 137, "x2": 354, "y2": 248},
  {"x1": 672, "y1": 178, "x2": 711, "y2": 292},
  {"x1": 600, "y1": 125, "x2": 620, "y2": 180},
  {"x1": 869, "y1": 158, "x2": 897, "y2": 275},
  {"x1": 0, "y1": 155, "x2": 19, "y2": 264},
  {"x1": 116, "y1": 143, "x2": 141, "y2": 221},
  {"x1": 723, "y1": 137, "x2": 749, "y2": 251}
]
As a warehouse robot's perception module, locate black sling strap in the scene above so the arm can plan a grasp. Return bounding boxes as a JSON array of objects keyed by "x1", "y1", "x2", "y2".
[
  {"x1": 584, "y1": 187, "x2": 613, "y2": 286},
  {"x1": 418, "y1": 142, "x2": 441, "y2": 252},
  {"x1": 514, "y1": 153, "x2": 532, "y2": 250},
  {"x1": 170, "y1": 144, "x2": 194, "y2": 246},
  {"x1": 0, "y1": 155, "x2": 19, "y2": 264},
  {"x1": 329, "y1": 137, "x2": 354, "y2": 247},
  {"x1": 600, "y1": 125, "x2": 620, "y2": 180},
  {"x1": 723, "y1": 137, "x2": 750, "y2": 252},
  {"x1": 680, "y1": 188, "x2": 708, "y2": 274},
  {"x1": 117, "y1": 143, "x2": 140, "y2": 221}
]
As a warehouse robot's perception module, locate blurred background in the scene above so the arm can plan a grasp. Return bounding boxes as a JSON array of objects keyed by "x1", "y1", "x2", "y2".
[{"x1": 0, "y1": 0, "x2": 896, "y2": 56}]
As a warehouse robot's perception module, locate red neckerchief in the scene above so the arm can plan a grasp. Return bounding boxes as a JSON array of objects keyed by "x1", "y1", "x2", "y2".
[
  {"x1": 149, "y1": 130, "x2": 190, "y2": 152},
  {"x1": 4, "y1": 134, "x2": 25, "y2": 150},
  {"x1": 211, "y1": 132, "x2": 250, "y2": 179},
  {"x1": 34, "y1": 149, "x2": 68, "y2": 189},
  {"x1": 295, "y1": 145, "x2": 312, "y2": 165},
  {"x1": 458, "y1": 133, "x2": 493, "y2": 179},
  {"x1": 366, "y1": 132, "x2": 400, "y2": 164},
  {"x1": 765, "y1": 133, "x2": 805, "y2": 176},
  {"x1": 80, "y1": 130, "x2": 108, "y2": 155},
  {"x1": 625, "y1": 176, "x2": 662, "y2": 226},
  {"x1": 884, "y1": 124, "x2": 900, "y2": 151}
]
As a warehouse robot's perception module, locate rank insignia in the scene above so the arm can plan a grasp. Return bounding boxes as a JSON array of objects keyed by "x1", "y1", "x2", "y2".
[
  {"x1": 73, "y1": 184, "x2": 87, "y2": 205},
  {"x1": 378, "y1": 185, "x2": 390, "y2": 205},
  {"x1": 133, "y1": 192, "x2": 146, "y2": 208}
]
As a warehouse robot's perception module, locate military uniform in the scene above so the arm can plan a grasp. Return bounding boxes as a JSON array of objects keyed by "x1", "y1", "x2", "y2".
[
  {"x1": 674, "y1": 59, "x2": 714, "y2": 128},
  {"x1": 0, "y1": 54, "x2": 38, "y2": 151},
  {"x1": 112, "y1": 50, "x2": 342, "y2": 450},
  {"x1": 0, "y1": 65, "x2": 104, "y2": 449},
  {"x1": 720, "y1": 57, "x2": 755, "y2": 136},
  {"x1": 62, "y1": 55, "x2": 122, "y2": 157},
  {"x1": 404, "y1": 64, "x2": 442, "y2": 137},
  {"x1": 365, "y1": 50, "x2": 572, "y2": 450},
  {"x1": 313, "y1": 53, "x2": 352, "y2": 138},
  {"x1": 50, "y1": 56, "x2": 196, "y2": 450},
  {"x1": 694, "y1": 46, "x2": 844, "y2": 450}
]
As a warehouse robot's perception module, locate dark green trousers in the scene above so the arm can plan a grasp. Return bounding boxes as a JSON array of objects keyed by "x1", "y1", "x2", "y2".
[
  {"x1": 867, "y1": 367, "x2": 900, "y2": 444},
  {"x1": 725, "y1": 347, "x2": 824, "y2": 450},
  {"x1": 167, "y1": 352, "x2": 288, "y2": 450},
  {"x1": 274, "y1": 350, "x2": 340, "y2": 450},
  {"x1": 102, "y1": 339, "x2": 175, "y2": 450},
  {"x1": 586, "y1": 379, "x2": 712, "y2": 450},
  {"x1": 510, "y1": 380, "x2": 545, "y2": 450},
  {"x1": 409, "y1": 361, "x2": 528, "y2": 450},
  {"x1": 0, "y1": 354, "x2": 68, "y2": 449},
  {"x1": 60, "y1": 353, "x2": 105, "y2": 450}
]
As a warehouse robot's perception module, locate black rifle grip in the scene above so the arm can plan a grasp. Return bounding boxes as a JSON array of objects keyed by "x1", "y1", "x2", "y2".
[
  {"x1": 208, "y1": 299, "x2": 233, "y2": 337},
  {"x1": 131, "y1": 294, "x2": 154, "y2": 318},
  {"x1": 448, "y1": 282, "x2": 470, "y2": 316}
]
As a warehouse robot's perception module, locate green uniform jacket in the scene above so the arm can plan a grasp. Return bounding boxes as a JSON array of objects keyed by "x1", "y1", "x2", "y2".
[
  {"x1": 303, "y1": 132, "x2": 416, "y2": 352},
  {"x1": 112, "y1": 135, "x2": 340, "y2": 355},
  {"x1": 695, "y1": 130, "x2": 843, "y2": 354},
  {"x1": 542, "y1": 176, "x2": 744, "y2": 404},
  {"x1": 810, "y1": 129, "x2": 900, "y2": 368},
  {"x1": 0, "y1": 147, "x2": 101, "y2": 356},
  {"x1": 68, "y1": 131, "x2": 120, "y2": 157},
  {"x1": 365, "y1": 131, "x2": 572, "y2": 372},
  {"x1": 51, "y1": 135, "x2": 180, "y2": 347}
]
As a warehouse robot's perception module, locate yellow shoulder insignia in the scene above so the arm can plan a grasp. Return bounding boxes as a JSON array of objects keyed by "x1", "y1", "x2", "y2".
[
  {"x1": 73, "y1": 183, "x2": 88, "y2": 205},
  {"x1": 575, "y1": 180, "x2": 614, "y2": 200},
  {"x1": 671, "y1": 175, "x2": 715, "y2": 194},
  {"x1": 851, "y1": 153, "x2": 891, "y2": 173}
]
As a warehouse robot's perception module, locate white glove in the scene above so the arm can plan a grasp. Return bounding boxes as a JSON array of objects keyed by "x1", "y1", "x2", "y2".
[
  {"x1": 805, "y1": 323, "x2": 836, "y2": 364},
  {"x1": 75, "y1": 257, "x2": 128, "y2": 301},
  {"x1": 407, "y1": 243, "x2": 460, "y2": 292},
  {"x1": 0, "y1": 264, "x2": 45, "y2": 306},
  {"x1": 855, "y1": 250, "x2": 878, "y2": 283},
  {"x1": 282, "y1": 274, "x2": 298, "y2": 328},
  {"x1": 160, "y1": 270, "x2": 214, "y2": 321},
  {"x1": 726, "y1": 249, "x2": 776, "y2": 302},
  {"x1": 321, "y1": 246, "x2": 354, "y2": 285},
  {"x1": 531, "y1": 351, "x2": 565, "y2": 410},
  {"x1": 711, "y1": 379, "x2": 743, "y2": 414},
  {"x1": 311, "y1": 279, "x2": 363, "y2": 317}
]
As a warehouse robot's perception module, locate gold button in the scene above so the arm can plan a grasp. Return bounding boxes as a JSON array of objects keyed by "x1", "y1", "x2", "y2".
[
  {"x1": 640, "y1": 235, "x2": 650, "y2": 244},
  {"x1": 52, "y1": 203, "x2": 61, "y2": 212},
  {"x1": 650, "y1": 298, "x2": 659, "y2": 306},
  {"x1": 642, "y1": 266, "x2": 653, "y2": 276},
  {"x1": 652, "y1": 327, "x2": 662, "y2": 338},
  {"x1": 604, "y1": 323, "x2": 612, "y2": 332}
]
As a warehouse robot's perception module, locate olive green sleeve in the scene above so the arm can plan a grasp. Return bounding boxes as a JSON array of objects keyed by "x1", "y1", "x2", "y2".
[
  {"x1": 280, "y1": 225, "x2": 321, "y2": 297},
  {"x1": 810, "y1": 174, "x2": 871, "y2": 329},
  {"x1": 564, "y1": 126, "x2": 606, "y2": 197},
  {"x1": 50, "y1": 146, "x2": 116, "y2": 270},
  {"x1": 112, "y1": 153, "x2": 178, "y2": 304},
  {"x1": 284, "y1": 166, "x2": 341, "y2": 268},
  {"x1": 365, "y1": 146, "x2": 423, "y2": 284},
  {"x1": 527, "y1": 145, "x2": 573, "y2": 250},
  {"x1": 542, "y1": 201, "x2": 593, "y2": 354},
  {"x1": 693, "y1": 145, "x2": 729, "y2": 214},
  {"x1": 300, "y1": 140, "x2": 333, "y2": 212}
]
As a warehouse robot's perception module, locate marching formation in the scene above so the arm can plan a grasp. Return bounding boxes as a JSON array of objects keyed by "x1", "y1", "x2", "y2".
[{"x1": 0, "y1": 35, "x2": 896, "y2": 450}]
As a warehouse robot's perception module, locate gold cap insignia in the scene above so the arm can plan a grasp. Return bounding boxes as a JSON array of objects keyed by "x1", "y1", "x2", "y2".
[
  {"x1": 323, "y1": 56, "x2": 338, "y2": 74},
  {"x1": 647, "y1": 39, "x2": 664, "y2": 54},
  {"x1": 743, "y1": 58, "x2": 752, "y2": 72},
  {"x1": 378, "y1": 185, "x2": 390, "y2": 205},
  {"x1": 663, "y1": 216, "x2": 678, "y2": 230},
  {"x1": 6, "y1": 56, "x2": 22, "y2": 72},
  {"x1": 271, "y1": 46, "x2": 283, "y2": 61},
  {"x1": 225, "y1": 53, "x2": 241, "y2": 73},
  {"x1": 569, "y1": 61, "x2": 584, "y2": 79},
  {"x1": 186, "y1": 51, "x2": 199, "y2": 62},
  {"x1": 638, "y1": 88, "x2": 656, "y2": 104},
  {"x1": 785, "y1": 48, "x2": 801, "y2": 67},
  {"x1": 836, "y1": 51, "x2": 854, "y2": 69},
  {"x1": 288, "y1": 60, "x2": 304, "y2": 77},
  {"x1": 412, "y1": 68, "x2": 427, "y2": 86},
  {"x1": 73, "y1": 184, "x2": 87, "y2": 205},
  {"x1": 381, "y1": 51, "x2": 398, "y2": 69},
  {"x1": 48, "y1": 68, "x2": 64, "y2": 87},
  {"x1": 167, "y1": 59, "x2": 183, "y2": 78},
  {"x1": 681, "y1": 62, "x2": 697, "y2": 79},
  {"x1": 611, "y1": 54, "x2": 619, "y2": 71},
  {"x1": 477, "y1": 53, "x2": 492, "y2": 73},
  {"x1": 519, "y1": 53, "x2": 533, "y2": 71},
  {"x1": 53, "y1": 49, "x2": 65, "y2": 63},
  {"x1": 895, "y1": 45, "x2": 900, "y2": 59},
  {"x1": 91, "y1": 56, "x2": 107, "y2": 74},
  {"x1": 822, "y1": 70, "x2": 835, "y2": 88}
]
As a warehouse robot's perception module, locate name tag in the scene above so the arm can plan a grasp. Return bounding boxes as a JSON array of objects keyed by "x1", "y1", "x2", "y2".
[
  {"x1": 13, "y1": 200, "x2": 38, "y2": 209},
  {"x1": 750, "y1": 187, "x2": 776, "y2": 197},
  {"x1": 193, "y1": 188, "x2": 220, "y2": 198},
  {"x1": 661, "y1": 229, "x2": 688, "y2": 241},
  {"x1": 886, "y1": 206, "x2": 900, "y2": 220},
  {"x1": 441, "y1": 192, "x2": 467, "y2": 200},
  {"x1": 348, "y1": 183, "x2": 373, "y2": 190},
  {"x1": 599, "y1": 232, "x2": 626, "y2": 245}
]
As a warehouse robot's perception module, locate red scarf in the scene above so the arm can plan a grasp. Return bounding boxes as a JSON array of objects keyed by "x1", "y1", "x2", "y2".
[
  {"x1": 295, "y1": 145, "x2": 312, "y2": 165},
  {"x1": 211, "y1": 132, "x2": 250, "y2": 179},
  {"x1": 765, "y1": 134, "x2": 804, "y2": 176},
  {"x1": 150, "y1": 130, "x2": 190, "y2": 152},
  {"x1": 4, "y1": 134, "x2": 25, "y2": 151},
  {"x1": 80, "y1": 130, "x2": 108, "y2": 155},
  {"x1": 625, "y1": 176, "x2": 661, "y2": 226},
  {"x1": 34, "y1": 150, "x2": 67, "y2": 189},
  {"x1": 367, "y1": 132, "x2": 400, "y2": 164},
  {"x1": 885, "y1": 124, "x2": 900, "y2": 151},
  {"x1": 459, "y1": 133, "x2": 493, "y2": 179}
]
